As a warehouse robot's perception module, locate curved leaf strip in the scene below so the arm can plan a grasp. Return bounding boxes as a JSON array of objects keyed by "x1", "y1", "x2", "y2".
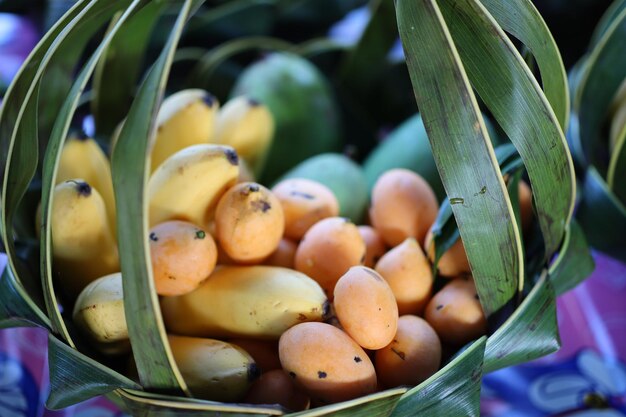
[
  {"x1": 39, "y1": 0, "x2": 138, "y2": 341},
  {"x1": 590, "y1": 0, "x2": 626, "y2": 47},
  {"x1": 607, "y1": 122, "x2": 626, "y2": 203},
  {"x1": 0, "y1": 267, "x2": 48, "y2": 328},
  {"x1": 484, "y1": 274, "x2": 559, "y2": 373},
  {"x1": 92, "y1": 1, "x2": 168, "y2": 138},
  {"x1": 574, "y1": 7, "x2": 626, "y2": 170},
  {"x1": 111, "y1": 0, "x2": 199, "y2": 395},
  {"x1": 438, "y1": 0, "x2": 575, "y2": 261},
  {"x1": 576, "y1": 167, "x2": 626, "y2": 263},
  {"x1": 288, "y1": 388, "x2": 405, "y2": 417},
  {"x1": 47, "y1": 334, "x2": 141, "y2": 410},
  {"x1": 479, "y1": 0, "x2": 569, "y2": 129},
  {"x1": 396, "y1": 0, "x2": 522, "y2": 315},
  {"x1": 390, "y1": 337, "x2": 486, "y2": 417},
  {"x1": 0, "y1": 0, "x2": 93, "y2": 330},
  {"x1": 548, "y1": 220, "x2": 595, "y2": 295}
]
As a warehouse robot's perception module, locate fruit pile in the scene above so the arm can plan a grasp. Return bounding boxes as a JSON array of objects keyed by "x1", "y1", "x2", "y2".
[{"x1": 43, "y1": 85, "x2": 533, "y2": 412}]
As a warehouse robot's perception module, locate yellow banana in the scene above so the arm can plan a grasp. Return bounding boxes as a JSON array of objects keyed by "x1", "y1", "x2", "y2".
[
  {"x1": 57, "y1": 133, "x2": 116, "y2": 233},
  {"x1": 160, "y1": 265, "x2": 329, "y2": 339},
  {"x1": 72, "y1": 272, "x2": 130, "y2": 355},
  {"x1": 49, "y1": 179, "x2": 119, "y2": 300},
  {"x1": 147, "y1": 144, "x2": 239, "y2": 228},
  {"x1": 214, "y1": 96, "x2": 274, "y2": 175},
  {"x1": 151, "y1": 89, "x2": 219, "y2": 172},
  {"x1": 168, "y1": 335, "x2": 259, "y2": 402}
]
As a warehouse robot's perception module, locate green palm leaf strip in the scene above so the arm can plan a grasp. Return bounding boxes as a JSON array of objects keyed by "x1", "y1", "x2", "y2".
[
  {"x1": 574, "y1": 7, "x2": 626, "y2": 170},
  {"x1": 390, "y1": 338, "x2": 486, "y2": 417},
  {"x1": 46, "y1": 334, "x2": 141, "y2": 410},
  {"x1": 0, "y1": 0, "x2": 97, "y2": 329},
  {"x1": 111, "y1": 0, "x2": 199, "y2": 395},
  {"x1": 548, "y1": 220, "x2": 595, "y2": 295},
  {"x1": 607, "y1": 123, "x2": 626, "y2": 203},
  {"x1": 396, "y1": 0, "x2": 522, "y2": 315},
  {"x1": 437, "y1": 0, "x2": 575, "y2": 262},
  {"x1": 590, "y1": 0, "x2": 626, "y2": 47},
  {"x1": 288, "y1": 388, "x2": 405, "y2": 417},
  {"x1": 577, "y1": 167, "x2": 626, "y2": 263},
  {"x1": 484, "y1": 274, "x2": 559, "y2": 373},
  {"x1": 40, "y1": 0, "x2": 143, "y2": 339},
  {"x1": 92, "y1": 0, "x2": 168, "y2": 138},
  {"x1": 479, "y1": 0, "x2": 569, "y2": 129}
]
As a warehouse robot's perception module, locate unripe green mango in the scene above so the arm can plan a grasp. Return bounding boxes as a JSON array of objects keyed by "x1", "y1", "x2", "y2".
[
  {"x1": 363, "y1": 113, "x2": 501, "y2": 202},
  {"x1": 276, "y1": 153, "x2": 368, "y2": 224},
  {"x1": 231, "y1": 53, "x2": 342, "y2": 184}
]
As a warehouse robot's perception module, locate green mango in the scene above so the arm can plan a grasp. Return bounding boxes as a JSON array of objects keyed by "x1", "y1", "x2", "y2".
[
  {"x1": 276, "y1": 153, "x2": 368, "y2": 223},
  {"x1": 230, "y1": 52, "x2": 342, "y2": 184},
  {"x1": 363, "y1": 113, "x2": 501, "y2": 202}
]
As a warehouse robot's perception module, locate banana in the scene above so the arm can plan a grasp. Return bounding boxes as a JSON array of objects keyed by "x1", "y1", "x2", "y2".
[
  {"x1": 168, "y1": 335, "x2": 259, "y2": 402},
  {"x1": 147, "y1": 144, "x2": 240, "y2": 228},
  {"x1": 151, "y1": 89, "x2": 219, "y2": 172},
  {"x1": 160, "y1": 265, "x2": 330, "y2": 339},
  {"x1": 72, "y1": 272, "x2": 130, "y2": 355},
  {"x1": 214, "y1": 96, "x2": 274, "y2": 176},
  {"x1": 57, "y1": 133, "x2": 116, "y2": 233},
  {"x1": 49, "y1": 180, "x2": 119, "y2": 300}
]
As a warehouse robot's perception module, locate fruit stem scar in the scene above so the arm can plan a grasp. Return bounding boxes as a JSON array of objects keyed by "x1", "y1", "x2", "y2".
[
  {"x1": 149, "y1": 232, "x2": 158, "y2": 242},
  {"x1": 195, "y1": 230, "x2": 206, "y2": 239},
  {"x1": 318, "y1": 371, "x2": 327, "y2": 379},
  {"x1": 224, "y1": 149, "x2": 239, "y2": 165}
]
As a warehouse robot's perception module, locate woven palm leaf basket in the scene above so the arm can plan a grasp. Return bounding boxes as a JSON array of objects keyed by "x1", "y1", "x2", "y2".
[{"x1": 0, "y1": 0, "x2": 596, "y2": 416}]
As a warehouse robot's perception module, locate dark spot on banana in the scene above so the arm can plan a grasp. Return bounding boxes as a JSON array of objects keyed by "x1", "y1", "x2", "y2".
[
  {"x1": 391, "y1": 348, "x2": 406, "y2": 360},
  {"x1": 436, "y1": 304, "x2": 444, "y2": 310},
  {"x1": 73, "y1": 181, "x2": 92, "y2": 197},
  {"x1": 195, "y1": 230, "x2": 206, "y2": 239},
  {"x1": 247, "y1": 362, "x2": 261, "y2": 381},
  {"x1": 224, "y1": 149, "x2": 239, "y2": 165},
  {"x1": 248, "y1": 184, "x2": 260, "y2": 192},
  {"x1": 202, "y1": 94, "x2": 216, "y2": 107},
  {"x1": 298, "y1": 313, "x2": 307, "y2": 321},
  {"x1": 318, "y1": 371, "x2": 327, "y2": 379},
  {"x1": 354, "y1": 356, "x2": 362, "y2": 363},
  {"x1": 149, "y1": 232, "x2": 158, "y2": 242},
  {"x1": 168, "y1": 275, "x2": 176, "y2": 280},
  {"x1": 289, "y1": 371, "x2": 297, "y2": 379},
  {"x1": 290, "y1": 190, "x2": 315, "y2": 200},
  {"x1": 247, "y1": 98, "x2": 261, "y2": 107}
]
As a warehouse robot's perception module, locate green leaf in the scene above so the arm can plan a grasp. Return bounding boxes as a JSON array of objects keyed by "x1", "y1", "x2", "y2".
[
  {"x1": 47, "y1": 334, "x2": 141, "y2": 410},
  {"x1": 548, "y1": 220, "x2": 595, "y2": 295},
  {"x1": 607, "y1": 122, "x2": 626, "y2": 204},
  {"x1": 0, "y1": 267, "x2": 49, "y2": 329},
  {"x1": 576, "y1": 166, "x2": 626, "y2": 262},
  {"x1": 111, "y1": 389, "x2": 284, "y2": 416},
  {"x1": 484, "y1": 275, "x2": 559, "y2": 373},
  {"x1": 574, "y1": 7, "x2": 626, "y2": 171},
  {"x1": 0, "y1": 0, "x2": 92, "y2": 332},
  {"x1": 390, "y1": 337, "x2": 486, "y2": 417},
  {"x1": 437, "y1": 0, "x2": 575, "y2": 262},
  {"x1": 111, "y1": 0, "x2": 198, "y2": 395},
  {"x1": 479, "y1": 0, "x2": 569, "y2": 129},
  {"x1": 39, "y1": 0, "x2": 138, "y2": 341},
  {"x1": 396, "y1": 0, "x2": 522, "y2": 315},
  {"x1": 289, "y1": 388, "x2": 405, "y2": 417},
  {"x1": 589, "y1": 0, "x2": 626, "y2": 47},
  {"x1": 92, "y1": 1, "x2": 168, "y2": 138}
]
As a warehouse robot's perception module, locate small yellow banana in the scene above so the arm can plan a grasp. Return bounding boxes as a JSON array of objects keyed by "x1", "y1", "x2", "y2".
[
  {"x1": 56, "y1": 133, "x2": 116, "y2": 233},
  {"x1": 214, "y1": 96, "x2": 274, "y2": 175},
  {"x1": 151, "y1": 89, "x2": 219, "y2": 172},
  {"x1": 72, "y1": 272, "x2": 130, "y2": 355},
  {"x1": 147, "y1": 144, "x2": 240, "y2": 228},
  {"x1": 160, "y1": 265, "x2": 329, "y2": 339},
  {"x1": 168, "y1": 335, "x2": 259, "y2": 402},
  {"x1": 49, "y1": 179, "x2": 120, "y2": 300}
]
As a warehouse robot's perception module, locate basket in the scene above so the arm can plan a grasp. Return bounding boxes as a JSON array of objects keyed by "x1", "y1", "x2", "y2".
[{"x1": 0, "y1": 0, "x2": 595, "y2": 416}]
